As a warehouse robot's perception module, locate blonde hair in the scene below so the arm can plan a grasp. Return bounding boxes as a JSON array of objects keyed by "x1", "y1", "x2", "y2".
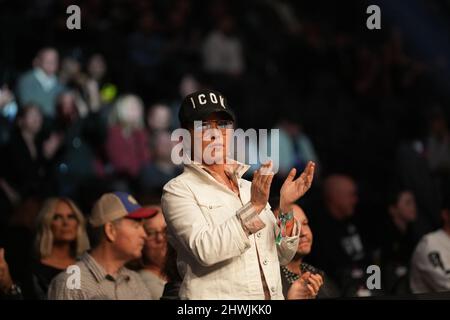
[
  {"x1": 108, "y1": 94, "x2": 145, "y2": 130},
  {"x1": 35, "y1": 198, "x2": 90, "y2": 259}
]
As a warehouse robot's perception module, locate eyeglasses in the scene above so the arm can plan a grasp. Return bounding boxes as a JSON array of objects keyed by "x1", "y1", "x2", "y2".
[
  {"x1": 193, "y1": 120, "x2": 234, "y2": 131},
  {"x1": 145, "y1": 228, "x2": 167, "y2": 239}
]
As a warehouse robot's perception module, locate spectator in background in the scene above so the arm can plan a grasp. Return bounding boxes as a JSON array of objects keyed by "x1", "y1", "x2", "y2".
[
  {"x1": 48, "y1": 192, "x2": 155, "y2": 300},
  {"x1": 105, "y1": 95, "x2": 150, "y2": 182},
  {"x1": 3, "y1": 104, "x2": 59, "y2": 200},
  {"x1": 16, "y1": 48, "x2": 64, "y2": 118},
  {"x1": 140, "y1": 130, "x2": 182, "y2": 192},
  {"x1": 380, "y1": 188, "x2": 419, "y2": 295},
  {"x1": 396, "y1": 112, "x2": 441, "y2": 236},
  {"x1": 426, "y1": 108, "x2": 450, "y2": 193},
  {"x1": 146, "y1": 103, "x2": 172, "y2": 134},
  {"x1": 202, "y1": 15, "x2": 244, "y2": 77},
  {"x1": 308, "y1": 174, "x2": 370, "y2": 296},
  {"x1": 127, "y1": 12, "x2": 164, "y2": 100},
  {"x1": 410, "y1": 193, "x2": 450, "y2": 294},
  {"x1": 85, "y1": 53, "x2": 117, "y2": 109},
  {"x1": 276, "y1": 117, "x2": 320, "y2": 179},
  {"x1": 139, "y1": 206, "x2": 168, "y2": 300},
  {"x1": 32, "y1": 197, "x2": 90, "y2": 299},
  {"x1": 271, "y1": 201, "x2": 339, "y2": 299},
  {"x1": 49, "y1": 91, "x2": 107, "y2": 197}
]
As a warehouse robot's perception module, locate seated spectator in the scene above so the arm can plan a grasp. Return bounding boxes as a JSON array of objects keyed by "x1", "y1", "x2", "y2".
[
  {"x1": 16, "y1": 47, "x2": 64, "y2": 118},
  {"x1": 32, "y1": 197, "x2": 90, "y2": 299},
  {"x1": 146, "y1": 103, "x2": 172, "y2": 134},
  {"x1": 271, "y1": 201, "x2": 340, "y2": 299},
  {"x1": 85, "y1": 53, "x2": 117, "y2": 109},
  {"x1": 139, "y1": 206, "x2": 168, "y2": 299},
  {"x1": 380, "y1": 188, "x2": 419, "y2": 294},
  {"x1": 426, "y1": 108, "x2": 450, "y2": 195},
  {"x1": 49, "y1": 91, "x2": 107, "y2": 197},
  {"x1": 105, "y1": 95, "x2": 150, "y2": 181},
  {"x1": 139, "y1": 131, "x2": 182, "y2": 191},
  {"x1": 308, "y1": 174, "x2": 371, "y2": 296},
  {"x1": 202, "y1": 15, "x2": 244, "y2": 77},
  {"x1": 47, "y1": 192, "x2": 155, "y2": 299},
  {"x1": 410, "y1": 194, "x2": 450, "y2": 294},
  {"x1": 426, "y1": 108, "x2": 450, "y2": 176},
  {"x1": 3, "y1": 104, "x2": 57, "y2": 199},
  {"x1": 275, "y1": 117, "x2": 320, "y2": 179}
]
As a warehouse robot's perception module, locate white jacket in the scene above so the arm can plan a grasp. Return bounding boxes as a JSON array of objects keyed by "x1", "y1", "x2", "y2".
[
  {"x1": 410, "y1": 229, "x2": 450, "y2": 293},
  {"x1": 161, "y1": 160, "x2": 300, "y2": 300}
]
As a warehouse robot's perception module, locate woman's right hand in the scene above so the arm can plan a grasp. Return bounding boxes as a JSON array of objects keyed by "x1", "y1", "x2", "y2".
[{"x1": 250, "y1": 161, "x2": 274, "y2": 213}]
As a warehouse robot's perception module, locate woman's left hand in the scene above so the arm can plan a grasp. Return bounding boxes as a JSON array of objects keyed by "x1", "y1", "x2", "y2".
[{"x1": 280, "y1": 161, "x2": 315, "y2": 212}]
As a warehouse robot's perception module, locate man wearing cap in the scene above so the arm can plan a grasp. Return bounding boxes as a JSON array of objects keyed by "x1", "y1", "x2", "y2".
[
  {"x1": 48, "y1": 192, "x2": 158, "y2": 300},
  {"x1": 162, "y1": 89, "x2": 315, "y2": 299}
]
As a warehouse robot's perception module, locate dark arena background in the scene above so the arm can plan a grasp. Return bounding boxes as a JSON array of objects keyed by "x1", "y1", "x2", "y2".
[{"x1": 0, "y1": 0, "x2": 450, "y2": 305}]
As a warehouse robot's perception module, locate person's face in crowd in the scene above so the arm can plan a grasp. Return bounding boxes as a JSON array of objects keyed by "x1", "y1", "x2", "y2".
[
  {"x1": 58, "y1": 92, "x2": 77, "y2": 117},
  {"x1": 51, "y1": 200, "x2": 79, "y2": 243},
  {"x1": 154, "y1": 132, "x2": 175, "y2": 161},
  {"x1": 61, "y1": 57, "x2": 81, "y2": 77},
  {"x1": 110, "y1": 218, "x2": 147, "y2": 261},
  {"x1": 121, "y1": 97, "x2": 143, "y2": 127},
  {"x1": 87, "y1": 54, "x2": 106, "y2": 80},
  {"x1": 390, "y1": 191, "x2": 417, "y2": 223},
  {"x1": 20, "y1": 107, "x2": 43, "y2": 135},
  {"x1": 292, "y1": 205, "x2": 313, "y2": 257},
  {"x1": 190, "y1": 113, "x2": 234, "y2": 165},
  {"x1": 147, "y1": 104, "x2": 171, "y2": 131},
  {"x1": 37, "y1": 49, "x2": 59, "y2": 76},
  {"x1": 143, "y1": 210, "x2": 167, "y2": 267},
  {"x1": 326, "y1": 176, "x2": 358, "y2": 219},
  {"x1": 179, "y1": 74, "x2": 199, "y2": 98}
]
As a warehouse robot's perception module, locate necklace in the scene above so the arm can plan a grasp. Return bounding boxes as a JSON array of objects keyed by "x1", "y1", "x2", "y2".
[{"x1": 281, "y1": 266, "x2": 300, "y2": 284}]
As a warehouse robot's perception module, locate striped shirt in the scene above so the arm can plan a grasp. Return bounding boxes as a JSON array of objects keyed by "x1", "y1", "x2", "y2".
[{"x1": 47, "y1": 253, "x2": 153, "y2": 300}]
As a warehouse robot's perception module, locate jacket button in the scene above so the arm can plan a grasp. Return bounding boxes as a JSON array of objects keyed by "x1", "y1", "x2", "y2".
[
  {"x1": 271, "y1": 286, "x2": 276, "y2": 292},
  {"x1": 257, "y1": 232, "x2": 261, "y2": 238},
  {"x1": 263, "y1": 259, "x2": 268, "y2": 265},
  {"x1": 209, "y1": 205, "x2": 212, "y2": 209}
]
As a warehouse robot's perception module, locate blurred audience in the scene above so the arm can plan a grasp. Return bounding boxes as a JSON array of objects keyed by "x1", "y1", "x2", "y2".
[
  {"x1": 308, "y1": 174, "x2": 371, "y2": 296},
  {"x1": 409, "y1": 194, "x2": 450, "y2": 294},
  {"x1": 380, "y1": 188, "x2": 419, "y2": 295},
  {"x1": 2, "y1": 104, "x2": 55, "y2": 201},
  {"x1": 202, "y1": 15, "x2": 244, "y2": 77},
  {"x1": 49, "y1": 91, "x2": 107, "y2": 197},
  {"x1": 16, "y1": 48, "x2": 64, "y2": 118},
  {"x1": 105, "y1": 95, "x2": 150, "y2": 181}
]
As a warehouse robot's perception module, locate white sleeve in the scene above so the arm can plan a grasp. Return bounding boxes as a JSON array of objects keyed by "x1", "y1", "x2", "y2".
[
  {"x1": 162, "y1": 178, "x2": 263, "y2": 267},
  {"x1": 410, "y1": 237, "x2": 450, "y2": 293}
]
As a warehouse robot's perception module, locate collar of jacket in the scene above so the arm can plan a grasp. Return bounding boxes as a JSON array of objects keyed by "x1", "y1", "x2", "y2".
[{"x1": 183, "y1": 155, "x2": 250, "y2": 181}]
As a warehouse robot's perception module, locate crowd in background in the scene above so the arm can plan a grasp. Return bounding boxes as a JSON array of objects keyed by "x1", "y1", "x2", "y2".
[{"x1": 1, "y1": 0, "x2": 450, "y2": 299}]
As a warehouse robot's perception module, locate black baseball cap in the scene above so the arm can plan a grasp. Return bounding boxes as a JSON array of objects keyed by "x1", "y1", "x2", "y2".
[{"x1": 179, "y1": 89, "x2": 235, "y2": 127}]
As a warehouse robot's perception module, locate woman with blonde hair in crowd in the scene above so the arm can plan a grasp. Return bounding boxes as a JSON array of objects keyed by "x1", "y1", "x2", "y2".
[
  {"x1": 105, "y1": 94, "x2": 150, "y2": 181},
  {"x1": 32, "y1": 197, "x2": 89, "y2": 299}
]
